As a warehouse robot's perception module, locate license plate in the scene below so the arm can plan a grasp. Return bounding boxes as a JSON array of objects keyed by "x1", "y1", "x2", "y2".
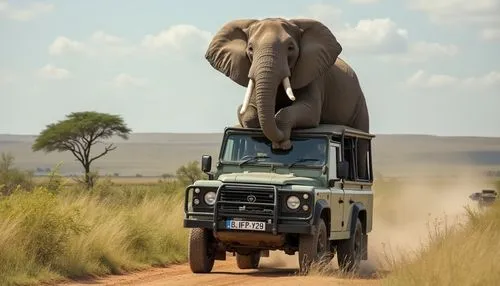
[{"x1": 225, "y1": 220, "x2": 266, "y2": 231}]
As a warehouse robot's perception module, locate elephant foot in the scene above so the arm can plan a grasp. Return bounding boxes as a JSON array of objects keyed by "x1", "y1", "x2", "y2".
[{"x1": 272, "y1": 140, "x2": 292, "y2": 150}]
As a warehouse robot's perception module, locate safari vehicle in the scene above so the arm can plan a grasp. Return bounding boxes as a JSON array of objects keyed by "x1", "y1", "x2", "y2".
[
  {"x1": 469, "y1": 189, "x2": 498, "y2": 208},
  {"x1": 183, "y1": 124, "x2": 375, "y2": 274}
]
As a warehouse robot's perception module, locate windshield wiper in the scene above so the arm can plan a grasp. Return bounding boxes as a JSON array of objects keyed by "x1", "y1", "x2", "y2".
[
  {"x1": 239, "y1": 155, "x2": 270, "y2": 166},
  {"x1": 289, "y1": 158, "x2": 320, "y2": 168}
]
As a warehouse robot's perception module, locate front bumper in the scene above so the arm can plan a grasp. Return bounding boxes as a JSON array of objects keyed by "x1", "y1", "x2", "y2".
[
  {"x1": 184, "y1": 218, "x2": 313, "y2": 234},
  {"x1": 184, "y1": 183, "x2": 314, "y2": 235}
]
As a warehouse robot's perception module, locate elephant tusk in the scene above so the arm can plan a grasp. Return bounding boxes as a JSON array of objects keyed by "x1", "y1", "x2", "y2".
[
  {"x1": 282, "y1": 77, "x2": 295, "y2": 101},
  {"x1": 240, "y1": 78, "x2": 254, "y2": 114}
]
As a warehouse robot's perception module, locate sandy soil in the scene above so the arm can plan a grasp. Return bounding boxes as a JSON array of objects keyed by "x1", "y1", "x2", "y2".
[
  {"x1": 59, "y1": 254, "x2": 382, "y2": 286},
  {"x1": 58, "y1": 168, "x2": 492, "y2": 286}
]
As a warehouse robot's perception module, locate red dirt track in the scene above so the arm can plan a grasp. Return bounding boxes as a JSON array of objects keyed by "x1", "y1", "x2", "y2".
[{"x1": 59, "y1": 255, "x2": 381, "y2": 286}]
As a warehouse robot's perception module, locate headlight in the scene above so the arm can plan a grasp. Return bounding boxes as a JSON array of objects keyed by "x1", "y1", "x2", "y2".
[
  {"x1": 286, "y1": 195, "x2": 300, "y2": 210},
  {"x1": 204, "y1": 191, "x2": 216, "y2": 205}
]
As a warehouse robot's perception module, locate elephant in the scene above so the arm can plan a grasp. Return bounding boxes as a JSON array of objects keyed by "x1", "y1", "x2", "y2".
[{"x1": 205, "y1": 18, "x2": 370, "y2": 180}]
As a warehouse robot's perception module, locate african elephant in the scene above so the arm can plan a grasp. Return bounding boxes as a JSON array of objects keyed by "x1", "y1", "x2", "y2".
[{"x1": 205, "y1": 18, "x2": 370, "y2": 179}]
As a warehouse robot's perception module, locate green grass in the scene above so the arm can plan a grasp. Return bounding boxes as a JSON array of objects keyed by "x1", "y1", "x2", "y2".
[{"x1": 0, "y1": 179, "x2": 188, "y2": 286}]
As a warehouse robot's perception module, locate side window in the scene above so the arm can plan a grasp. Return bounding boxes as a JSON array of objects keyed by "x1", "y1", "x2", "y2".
[
  {"x1": 357, "y1": 137, "x2": 371, "y2": 182},
  {"x1": 222, "y1": 139, "x2": 234, "y2": 161},
  {"x1": 343, "y1": 138, "x2": 355, "y2": 181},
  {"x1": 343, "y1": 136, "x2": 372, "y2": 182},
  {"x1": 328, "y1": 142, "x2": 341, "y2": 180}
]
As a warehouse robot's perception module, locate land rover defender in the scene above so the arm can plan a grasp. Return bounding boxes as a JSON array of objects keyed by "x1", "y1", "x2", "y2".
[{"x1": 183, "y1": 124, "x2": 375, "y2": 274}]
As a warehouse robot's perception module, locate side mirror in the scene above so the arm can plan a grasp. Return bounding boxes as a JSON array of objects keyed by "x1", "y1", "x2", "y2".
[
  {"x1": 201, "y1": 155, "x2": 212, "y2": 173},
  {"x1": 337, "y1": 161, "x2": 349, "y2": 179}
]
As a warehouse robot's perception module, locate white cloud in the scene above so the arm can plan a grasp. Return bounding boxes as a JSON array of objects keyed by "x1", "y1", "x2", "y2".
[
  {"x1": 481, "y1": 28, "x2": 500, "y2": 41},
  {"x1": 409, "y1": 42, "x2": 459, "y2": 57},
  {"x1": 303, "y1": 4, "x2": 460, "y2": 62},
  {"x1": 111, "y1": 73, "x2": 149, "y2": 88},
  {"x1": 380, "y1": 41, "x2": 459, "y2": 63},
  {"x1": 336, "y1": 18, "x2": 409, "y2": 54},
  {"x1": 49, "y1": 36, "x2": 87, "y2": 56},
  {"x1": 48, "y1": 32, "x2": 136, "y2": 57},
  {"x1": 37, "y1": 64, "x2": 71, "y2": 80},
  {"x1": 409, "y1": 0, "x2": 500, "y2": 25},
  {"x1": 406, "y1": 70, "x2": 500, "y2": 89},
  {"x1": 91, "y1": 31, "x2": 125, "y2": 45},
  {"x1": 141, "y1": 24, "x2": 212, "y2": 54},
  {"x1": 297, "y1": 5, "x2": 410, "y2": 55},
  {"x1": 47, "y1": 25, "x2": 212, "y2": 58},
  {"x1": 0, "y1": 1, "x2": 54, "y2": 21}
]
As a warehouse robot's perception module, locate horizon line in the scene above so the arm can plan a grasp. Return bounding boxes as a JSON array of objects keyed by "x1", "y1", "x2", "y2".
[{"x1": 1, "y1": 132, "x2": 500, "y2": 139}]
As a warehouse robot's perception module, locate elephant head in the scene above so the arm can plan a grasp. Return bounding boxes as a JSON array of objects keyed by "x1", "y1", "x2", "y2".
[{"x1": 205, "y1": 18, "x2": 342, "y2": 143}]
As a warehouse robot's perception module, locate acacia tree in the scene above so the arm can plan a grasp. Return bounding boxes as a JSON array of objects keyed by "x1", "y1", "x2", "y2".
[{"x1": 32, "y1": 111, "x2": 131, "y2": 188}]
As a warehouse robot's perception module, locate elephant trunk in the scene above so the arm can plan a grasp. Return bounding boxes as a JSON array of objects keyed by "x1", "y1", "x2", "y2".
[{"x1": 252, "y1": 51, "x2": 286, "y2": 143}]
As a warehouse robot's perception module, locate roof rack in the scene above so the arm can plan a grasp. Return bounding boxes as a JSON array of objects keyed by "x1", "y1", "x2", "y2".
[{"x1": 226, "y1": 124, "x2": 375, "y2": 140}]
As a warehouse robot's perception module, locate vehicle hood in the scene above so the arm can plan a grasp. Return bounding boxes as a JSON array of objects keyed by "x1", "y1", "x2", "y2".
[{"x1": 217, "y1": 172, "x2": 321, "y2": 186}]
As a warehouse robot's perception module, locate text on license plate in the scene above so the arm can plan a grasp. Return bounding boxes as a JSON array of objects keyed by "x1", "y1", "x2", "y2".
[{"x1": 225, "y1": 220, "x2": 266, "y2": 231}]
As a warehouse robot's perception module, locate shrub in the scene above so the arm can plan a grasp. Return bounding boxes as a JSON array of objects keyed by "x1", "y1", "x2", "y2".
[
  {"x1": 0, "y1": 182, "x2": 187, "y2": 285},
  {"x1": 175, "y1": 160, "x2": 207, "y2": 186},
  {"x1": 0, "y1": 152, "x2": 34, "y2": 195}
]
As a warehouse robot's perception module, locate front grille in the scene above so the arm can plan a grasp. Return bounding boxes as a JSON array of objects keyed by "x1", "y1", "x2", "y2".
[
  {"x1": 213, "y1": 184, "x2": 279, "y2": 234},
  {"x1": 217, "y1": 185, "x2": 275, "y2": 218}
]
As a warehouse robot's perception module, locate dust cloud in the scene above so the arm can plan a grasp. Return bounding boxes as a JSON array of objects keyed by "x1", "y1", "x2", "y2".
[{"x1": 259, "y1": 166, "x2": 495, "y2": 276}]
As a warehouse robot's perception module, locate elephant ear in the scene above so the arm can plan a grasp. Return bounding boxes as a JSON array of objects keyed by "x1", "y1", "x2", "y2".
[
  {"x1": 288, "y1": 19, "x2": 342, "y2": 90},
  {"x1": 205, "y1": 19, "x2": 258, "y2": 87}
]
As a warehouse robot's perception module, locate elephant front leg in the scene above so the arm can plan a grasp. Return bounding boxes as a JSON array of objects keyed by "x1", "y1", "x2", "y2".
[
  {"x1": 273, "y1": 98, "x2": 322, "y2": 150},
  {"x1": 237, "y1": 104, "x2": 260, "y2": 128}
]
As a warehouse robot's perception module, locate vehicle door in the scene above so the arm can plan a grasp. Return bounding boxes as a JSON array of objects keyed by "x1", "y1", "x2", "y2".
[{"x1": 328, "y1": 141, "x2": 345, "y2": 234}]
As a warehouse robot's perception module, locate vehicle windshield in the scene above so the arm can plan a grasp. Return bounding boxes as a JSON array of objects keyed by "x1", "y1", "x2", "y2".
[{"x1": 220, "y1": 133, "x2": 328, "y2": 167}]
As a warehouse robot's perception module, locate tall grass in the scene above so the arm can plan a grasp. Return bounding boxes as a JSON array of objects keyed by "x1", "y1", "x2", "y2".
[
  {"x1": 382, "y1": 199, "x2": 500, "y2": 286},
  {"x1": 0, "y1": 179, "x2": 188, "y2": 286}
]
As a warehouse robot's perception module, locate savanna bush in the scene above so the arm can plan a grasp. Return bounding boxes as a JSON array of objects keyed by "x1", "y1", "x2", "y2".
[
  {"x1": 0, "y1": 182, "x2": 188, "y2": 286},
  {"x1": 0, "y1": 152, "x2": 34, "y2": 195}
]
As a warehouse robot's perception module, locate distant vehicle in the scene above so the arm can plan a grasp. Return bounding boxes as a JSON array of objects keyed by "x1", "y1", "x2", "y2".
[
  {"x1": 182, "y1": 124, "x2": 375, "y2": 274},
  {"x1": 469, "y1": 189, "x2": 498, "y2": 208}
]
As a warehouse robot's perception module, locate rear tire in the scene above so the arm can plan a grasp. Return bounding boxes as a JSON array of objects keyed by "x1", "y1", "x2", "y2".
[
  {"x1": 298, "y1": 218, "x2": 331, "y2": 274},
  {"x1": 236, "y1": 252, "x2": 261, "y2": 269},
  {"x1": 337, "y1": 218, "x2": 364, "y2": 273},
  {"x1": 188, "y1": 228, "x2": 216, "y2": 273}
]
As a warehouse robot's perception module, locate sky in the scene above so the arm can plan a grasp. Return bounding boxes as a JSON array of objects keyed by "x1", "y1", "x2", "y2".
[{"x1": 1, "y1": 0, "x2": 499, "y2": 137}]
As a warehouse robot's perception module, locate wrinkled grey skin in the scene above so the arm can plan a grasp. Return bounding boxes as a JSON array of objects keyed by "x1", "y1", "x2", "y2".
[{"x1": 205, "y1": 18, "x2": 370, "y2": 179}]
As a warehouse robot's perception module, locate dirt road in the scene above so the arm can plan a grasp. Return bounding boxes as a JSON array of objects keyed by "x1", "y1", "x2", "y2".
[{"x1": 60, "y1": 254, "x2": 382, "y2": 286}]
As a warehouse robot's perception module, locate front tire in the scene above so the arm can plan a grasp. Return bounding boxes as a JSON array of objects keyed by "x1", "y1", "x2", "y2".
[
  {"x1": 298, "y1": 218, "x2": 331, "y2": 274},
  {"x1": 188, "y1": 228, "x2": 216, "y2": 273},
  {"x1": 236, "y1": 252, "x2": 261, "y2": 269},
  {"x1": 336, "y1": 218, "x2": 364, "y2": 273}
]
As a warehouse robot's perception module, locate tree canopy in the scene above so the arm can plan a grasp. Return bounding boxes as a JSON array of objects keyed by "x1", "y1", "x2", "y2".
[{"x1": 32, "y1": 111, "x2": 131, "y2": 188}]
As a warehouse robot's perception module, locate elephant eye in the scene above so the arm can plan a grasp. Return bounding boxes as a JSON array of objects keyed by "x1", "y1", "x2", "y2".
[
  {"x1": 288, "y1": 44, "x2": 294, "y2": 51},
  {"x1": 247, "y1": 45, "x2": 253, "y2": 53}
]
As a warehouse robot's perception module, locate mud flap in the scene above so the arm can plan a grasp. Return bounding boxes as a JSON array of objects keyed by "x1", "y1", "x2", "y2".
[{"x1": 362, "y1": 234, "x2": 368, "y2": 260}]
